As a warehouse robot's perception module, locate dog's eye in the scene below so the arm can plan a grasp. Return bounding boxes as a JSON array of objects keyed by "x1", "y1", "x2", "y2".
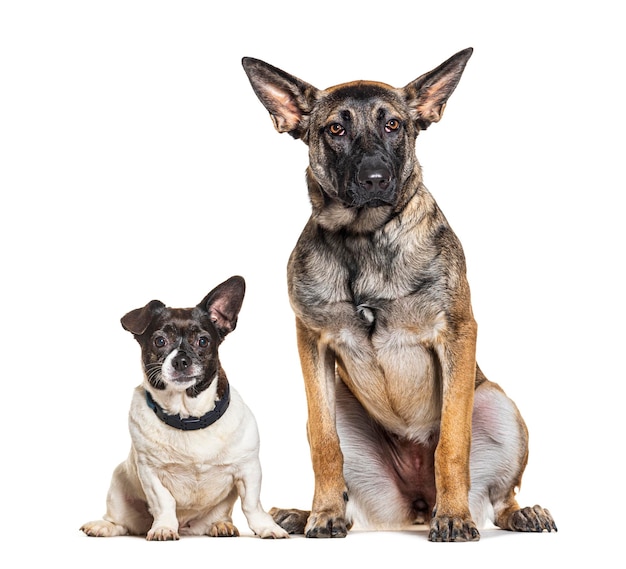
[
  {"x1": 385, "y1": 119, "x2": 400, "y2": 133},
  {"x1": 328, "y1": 123, "x2": 345, "y2": 136},
  {"x1": 198, "y1": 337, "x2": 209, "y2": 348},
  {"x1": 154, "y1": 336, "x2": 167, "y2": 348}
]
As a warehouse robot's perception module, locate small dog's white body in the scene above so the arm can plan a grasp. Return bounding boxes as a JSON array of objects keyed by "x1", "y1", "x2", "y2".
[
  {"x1": 81, "y1": 276, "x2": 288, "y2": 540},
  {"x1": 89, "y1": 381, "x2": 284, "y2": 539}
]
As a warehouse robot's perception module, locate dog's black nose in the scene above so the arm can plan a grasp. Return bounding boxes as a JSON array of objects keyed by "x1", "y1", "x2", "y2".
[
  {"x1": 172, "y1": 350, "x2": 191, "y2": 371},
  {"x1": 357, "y1": 165, "x2": 392, "y2": 193},
  {"x1": 349, "y1": 160, "x2": 395, "y2": 207}
]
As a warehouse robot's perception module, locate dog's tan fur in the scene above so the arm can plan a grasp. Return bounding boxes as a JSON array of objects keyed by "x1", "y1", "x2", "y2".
[{"x1": 242, "y1": 49, "x2": 556, "y2": 541}]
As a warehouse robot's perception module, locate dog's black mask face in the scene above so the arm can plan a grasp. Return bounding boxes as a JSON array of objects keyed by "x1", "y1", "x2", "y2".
[
  {"x1": 120, "y1": 276, "x2": 245, "y2": 397},
  {"x1": 308, "y1": 84, "x2": 416, "y2": 210},
  {"x1": 242, "y1": 49, "x2": 472, "y2": 232}
]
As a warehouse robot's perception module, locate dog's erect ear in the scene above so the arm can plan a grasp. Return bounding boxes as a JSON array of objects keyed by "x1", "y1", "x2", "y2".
[
  {"x1": 403, "y1": 47, "x2": 473, "y2": 130},
  {"x1": 121, "y1": 300, "x2": 166, "y2": 336},
  {"x1": 199, "y1": 276, "x2": 246, "y2": 339},
  {"x1": 242, "y1": 57, "x2": 318, "y2": 140}
]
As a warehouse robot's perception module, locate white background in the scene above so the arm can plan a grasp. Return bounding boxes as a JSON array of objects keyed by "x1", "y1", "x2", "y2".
[{"x1": 1, "y1": 1, "x2": 623, "y2": 566}]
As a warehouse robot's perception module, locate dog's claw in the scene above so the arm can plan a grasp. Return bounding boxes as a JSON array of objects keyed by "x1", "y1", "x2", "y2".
[
  {"x1": 429, "y1": 516, "x2": 480, "y2": 542},
  {"x1": 306, "y1": 523, "x2": 348, "y2": 538},
  {"x1": 258, "y1": 526, "x2": 290, "y2": 539},
  {"x1": 503, "y1": 505, "x2": 557, "y2": 533},
  {"x1": 80, "y1": 520, "x2": 128, "y2": 538},
  {"x1": 208, "y1": 521, "x2": 240, "y2": 537},
  {"x1": 146, "y1": 527, "x2": 180, "y2": 541},
  {"x1": 305, "y1": 514, "x2": 348, "y2": 538}
]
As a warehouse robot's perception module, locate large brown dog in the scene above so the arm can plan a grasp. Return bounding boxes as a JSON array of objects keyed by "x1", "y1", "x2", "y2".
[{"x1": 242, "y1": 48, "x2": 556, "y2": 542}]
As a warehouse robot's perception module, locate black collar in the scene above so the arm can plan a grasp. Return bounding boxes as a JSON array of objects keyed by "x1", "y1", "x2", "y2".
[{"x1": 145, "y1": 383, "x2": 230, "y2": 431}]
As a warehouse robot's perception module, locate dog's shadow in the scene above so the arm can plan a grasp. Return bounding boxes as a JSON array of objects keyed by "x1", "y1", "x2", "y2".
[{"x1": 348, "y1": 523, "x2": 513, "y2": 542}]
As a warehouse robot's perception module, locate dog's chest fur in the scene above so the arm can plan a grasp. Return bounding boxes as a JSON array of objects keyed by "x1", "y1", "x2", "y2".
[
  {"x1": 290, "y1": 193, "x2": 461, "y2": 439},
  {"x1": 128, "y1": 386, "x2": 258, "y2": 513}
]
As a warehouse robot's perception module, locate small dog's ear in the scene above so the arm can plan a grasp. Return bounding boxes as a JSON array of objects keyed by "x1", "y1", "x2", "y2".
[
  {"x1": 121, "y1": 300, "x2": 165, "y2": 335},
  {"x1": 403, "y1": 47, "x2": 473, "y2": 130},
  {"x1": 199, "y1": 276, "x2": 246, "y2": 338},
  {"x1": 242, "y1": 57, "x2": 318, "y2": 141}
]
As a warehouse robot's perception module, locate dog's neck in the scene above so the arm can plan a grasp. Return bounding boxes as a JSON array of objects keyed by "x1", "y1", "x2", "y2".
[
  {"x1": 144, "y1": 373, "x2": 230, "y2": 431},
  {"x1": 145, "y1": 382, "x2": 230, "y2": 431}
]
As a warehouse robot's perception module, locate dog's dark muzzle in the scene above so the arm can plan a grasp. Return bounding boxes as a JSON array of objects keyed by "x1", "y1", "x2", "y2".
[{"x1": 347, "y1": 158, "x2": 396, "y2": 208}]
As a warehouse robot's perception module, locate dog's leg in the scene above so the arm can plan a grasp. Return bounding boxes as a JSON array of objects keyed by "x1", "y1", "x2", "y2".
[
  {"x1": 135, "y1": 462, "x2": 180, "y2": 541},
  {"x1": 430, "y1": 318, "x2": 480, "y2": 542},
  {"x1": 295, "y1": 317, "x2": 349, "y2": 538},
  {"x1": 469, "y1": 380, "x2": 557, "y2": 533},
  {"x1": 80, "y1": 462, "x2": 150, "y2": 538},
  {"x1": 235, "y1": 461, "x2": 289, "y2": 538}
]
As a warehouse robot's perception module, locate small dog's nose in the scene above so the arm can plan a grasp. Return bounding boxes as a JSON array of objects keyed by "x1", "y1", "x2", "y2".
[{"x1": 172, "y1": 350, "x2": 191, "y2": 371}]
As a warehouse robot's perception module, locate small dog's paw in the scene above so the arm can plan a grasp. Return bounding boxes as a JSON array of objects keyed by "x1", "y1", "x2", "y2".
[
  {"x1": 257, "y1": 523, "x2": 290, "y2": 539},
  {"x1": 80, "y1": 520, "x2": 128, "y2": 537},
  {"x1": 429, "y1": 515, "x2": 480, "y2": 542},
  {"x1": 146, "y1": 527, "x2": 180, "y2": 541},
  {"x1": 208, "y1": 521, "x2": 240, "y2": 537},
  {"x1": 505, "y1": 505, "x2": 557, "y2": 533}
]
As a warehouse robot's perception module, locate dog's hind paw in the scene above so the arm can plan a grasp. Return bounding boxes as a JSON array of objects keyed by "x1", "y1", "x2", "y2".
[
  {"x1": 501, "y1": 505, "x2": 557, "y2": 533},
  {"x1": 269, "y1": 507, "x2": 310, "y2": 534},
  {"x1": 147, "y1": 526, "x2": 180, "y2": 541},
  {"x1": 207, "y1": 521, "x2": 240, "y2": 537},
  {"x1": 80, "y1": 520, "x2": 128, "y2": 537}
]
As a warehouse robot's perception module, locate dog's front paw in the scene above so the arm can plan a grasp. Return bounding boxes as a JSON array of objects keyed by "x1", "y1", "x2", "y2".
[
  {"x1": 147, "y1": 526, "x2": 180, "y2": 541},
  {"x1": 257, "y1": 523, "x2": 290, "y2": 539},
  {"x1": 305, "y1": 511, "x2": 348, "y2": 538},
  {"x1": 208, "y1": 521, "x2": 240, "y2": 537},
  {"x1": 80, "y1": 520, "x2": 128, "y2": 537},
  {"x1": 429, "y1": 515, "x2": 480, "y2": 542},
  {"x1": 502, "y1": 505, "x2": 557, "y2": 533}
]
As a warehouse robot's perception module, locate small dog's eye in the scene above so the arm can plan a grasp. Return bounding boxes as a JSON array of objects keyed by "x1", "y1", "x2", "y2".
[
  {"x1": 328, "y1": 123, "x2": 345, "y2": 136},
  {"x1": 154, "y1": 336, "x2": 166, "y2": 348},
  {"x1": 385, "y1": 119, "x2": 400, "y2": 133},
  {"x1": 198, "y1": 337, "x2": 209, "y2": 348}
]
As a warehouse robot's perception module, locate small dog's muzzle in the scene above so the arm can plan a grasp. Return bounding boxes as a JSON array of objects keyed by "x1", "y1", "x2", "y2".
[
  {"x1": 165, "y1": 349, "x2": 200, "y2": 384},
  {"x1": 171, "y1": 350, "x2": 191, "y2": 372}
]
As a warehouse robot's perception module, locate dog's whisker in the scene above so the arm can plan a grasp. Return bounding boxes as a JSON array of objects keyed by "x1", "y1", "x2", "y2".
[{"x1": 146, "y1": 369, "x2": 162, "y2": 383}]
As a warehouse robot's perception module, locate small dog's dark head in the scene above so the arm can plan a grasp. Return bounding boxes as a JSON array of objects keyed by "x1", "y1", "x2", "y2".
[
  {"x1": 120, "y1": 276, "x2": 245, "y2": 397},
  {"x1": 242, "y1": 49, "x2": 472, "y2": 232}
]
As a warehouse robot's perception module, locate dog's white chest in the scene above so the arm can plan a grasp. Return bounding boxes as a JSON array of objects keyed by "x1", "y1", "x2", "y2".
[
  {"x1": 158, "y1": 460, "x2": 235, "y2": 508},
  {"x1": 128, "y1": 386, "x2": 260, "y2": 512}
]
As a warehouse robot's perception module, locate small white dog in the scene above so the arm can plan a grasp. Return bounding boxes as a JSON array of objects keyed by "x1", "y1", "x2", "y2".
[{"x1": 80, "y1": 276, "x2": 288, "y2": 540}]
